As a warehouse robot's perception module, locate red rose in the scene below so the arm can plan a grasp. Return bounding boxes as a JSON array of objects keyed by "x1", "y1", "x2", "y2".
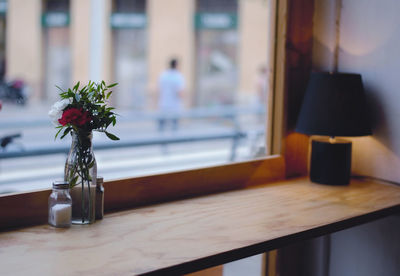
[{"x1": 58, "y1": 108, "x2": 92, "y2": 127}]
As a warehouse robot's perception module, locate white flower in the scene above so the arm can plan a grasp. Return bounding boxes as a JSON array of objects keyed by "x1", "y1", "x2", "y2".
[{"x1": 48, "y1": 99, "x2": 70, "y2": 126}]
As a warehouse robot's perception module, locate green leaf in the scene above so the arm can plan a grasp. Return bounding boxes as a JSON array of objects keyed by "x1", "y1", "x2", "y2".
[
  {"x1": 69, "y1": 175, "x2": 79, "y2": 187},
  {"x1": 55, "y1": 85, "x2": 64, "y2": 93},
  {"x1": 73, "y1": 81, "x2": 80, "y2": 91},
  {"x1": 55, "y1": 126, "x2": 63, "y2": 140},
  {"x1": 88, "y1": 160, "x2": 95, "y2": 169},
  {"x1": 67, "y1": 89, "x2": 75, "y2": 98},
  {"x1": 105, "y1": 131, "x2": 120, "y2": 140},
  {"x1": 60, "y1": 127, "x2": 71, "y2": 139},
  {"x1": 107, "y1": 83, "x2": 118, "y2": 88}
]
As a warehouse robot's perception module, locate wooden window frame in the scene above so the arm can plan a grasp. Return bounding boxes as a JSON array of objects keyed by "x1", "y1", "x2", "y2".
[{"x1": 0, "y1": 0, "x2": 313, "y2": 231}]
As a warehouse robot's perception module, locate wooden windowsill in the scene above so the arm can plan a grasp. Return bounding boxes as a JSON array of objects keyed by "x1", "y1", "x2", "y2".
[
  {"x1": 1, "y1": 177, "x2": 400, "y2": 275},
  {"x1": 0, "y1": 156, "x2": 286, "y2": 230}
]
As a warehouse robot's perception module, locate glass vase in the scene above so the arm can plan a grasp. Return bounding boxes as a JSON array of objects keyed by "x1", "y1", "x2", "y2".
[{"x1": 64, "y1": 130, "x2": 97, "y2": 224}]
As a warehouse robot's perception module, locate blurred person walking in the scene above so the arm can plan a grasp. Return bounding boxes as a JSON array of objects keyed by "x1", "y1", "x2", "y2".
[{"x1": 157, "y1": 58, "x2": 185, "y2": 132}]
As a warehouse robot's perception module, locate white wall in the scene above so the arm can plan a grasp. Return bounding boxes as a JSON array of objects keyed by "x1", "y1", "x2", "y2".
[
  {"x1": 338, "y1": 0, "x2": 400, "y2": 182},
  {"x1": 314, "y1": 0, "x2": 400, "y2": 182},
  {"x1": 329, "y1": 216, "x2": 400, "y2": 276},
  {"x1": 312, "y1": 0, "x2": 400, "y2": 275}
]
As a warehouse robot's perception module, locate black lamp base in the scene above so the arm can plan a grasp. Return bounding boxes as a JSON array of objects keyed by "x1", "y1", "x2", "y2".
[{"x1": 310, "y1": 138, "x2": 351, "y2": 185}]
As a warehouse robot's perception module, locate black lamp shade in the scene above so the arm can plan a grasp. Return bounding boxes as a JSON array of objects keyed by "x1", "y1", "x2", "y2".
[{"x1": 296, "y1": 72, "x2": 372, "y2": 137}]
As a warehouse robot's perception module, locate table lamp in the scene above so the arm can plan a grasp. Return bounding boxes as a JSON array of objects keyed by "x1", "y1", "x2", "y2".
[{"x1": 295, "y1": 72, "x2": 372, "y2": 185}]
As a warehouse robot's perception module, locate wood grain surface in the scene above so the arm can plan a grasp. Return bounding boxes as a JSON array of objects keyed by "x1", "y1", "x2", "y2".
[
  {"x1": 1, "y1": 177, "x2": 400, "y2": 276},
  {"x1": 283, "y1": 0, "x2": 314, "y2": 178},
  {"x1": 104, "y1": 156, "x2": 285, "y2": 212},
  {"x1": 0, "y1": 156, "x2": 285, "y2": 230}
]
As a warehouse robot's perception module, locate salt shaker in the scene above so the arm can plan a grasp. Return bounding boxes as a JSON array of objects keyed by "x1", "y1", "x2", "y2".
[
  {"x1": 48, "y1": 181, "x2": 72, "y2": 228},
  {"x1": 95, "y1": 177, "x2": 104, "y2": 220}
]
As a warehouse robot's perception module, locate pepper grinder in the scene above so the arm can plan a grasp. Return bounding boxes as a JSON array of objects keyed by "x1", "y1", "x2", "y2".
[{"x1": 95, "y1": 177, "x2": 104, "y2": 220}]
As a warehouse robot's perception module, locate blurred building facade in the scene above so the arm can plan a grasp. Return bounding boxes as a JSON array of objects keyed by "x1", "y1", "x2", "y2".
[{"x1": 4, "y1": 0, "x2": 270, "y2": 109}]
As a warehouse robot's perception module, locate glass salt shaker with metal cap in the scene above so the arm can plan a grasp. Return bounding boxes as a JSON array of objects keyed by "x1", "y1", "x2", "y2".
[
  {"x1": 95, "y1": 177, "x2": 104, "y2": 220},
  {"x1": 48, "y1": 181, "x2": 72, "y2": 228}
]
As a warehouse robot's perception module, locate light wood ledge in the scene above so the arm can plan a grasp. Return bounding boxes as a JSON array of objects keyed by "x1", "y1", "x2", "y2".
[
  {"x1": 1, "y1": 177, "x2": 400, "y2": 275},
  {"x1": 0, "y1": 156, "x2": 285, "y2": 230}
]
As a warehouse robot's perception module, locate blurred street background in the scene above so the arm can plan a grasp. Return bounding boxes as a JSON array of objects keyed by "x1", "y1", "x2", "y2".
[
  {"x1": 0, "y1": 101, "x2": 266, "y2": 193},
  {"x1": 0, "y1": 0, "x2": 274, "y2": 194}
]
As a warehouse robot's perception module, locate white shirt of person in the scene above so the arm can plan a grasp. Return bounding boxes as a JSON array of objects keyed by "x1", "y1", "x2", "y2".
[{"x1": 158, "y1": 69, "x2": 185, "y2": 112}]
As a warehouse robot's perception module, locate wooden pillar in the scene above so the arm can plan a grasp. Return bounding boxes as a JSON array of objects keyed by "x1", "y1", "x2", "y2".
[
  {"x1": 277, "y1": 1, "x2": 315, "y2": 276},
  {"x1": 284, "y1": 0, "x2": 314, "y2": 178}
]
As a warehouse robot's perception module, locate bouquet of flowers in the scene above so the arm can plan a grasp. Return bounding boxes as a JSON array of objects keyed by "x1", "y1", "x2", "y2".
[
  {"x1": 48, "y1": 80, "x2": 119, "y2": 224},
  {"x1": 49, "y1": 80, "x2": 119, "y2": 141}
]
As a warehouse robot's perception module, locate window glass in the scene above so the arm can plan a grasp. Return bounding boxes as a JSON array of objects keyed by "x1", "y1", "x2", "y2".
[
  {"x1": 112, "y1": 0, "x2": 147, "y2": 109},
  {"x1": 45, "y1": 0, "x2": 69, "y2": 12},
  {"x1": 43, "y1": 0, "x2": 71, "y2": 102},
  {"x1": 0, "y1": 0, "x2": 5, "y2": 81},
  {"x1": 196, "y1": 0, "x2": 238, "y2": 13},
  {"x1": 114, "y1": 0, "x2": 146, "y2": 13},
  {"x1": 195, "y1": 0, "x2": 238, "y2": 106},
  {"x1": 0, "y1": 0, "x2": 274, "y2": 194}
]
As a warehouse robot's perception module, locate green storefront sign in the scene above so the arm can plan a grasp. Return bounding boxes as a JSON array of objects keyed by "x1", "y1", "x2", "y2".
[
  {"x1": 195, "y1": 13, "x2": 237, "y2": 30},
  {"x1": 110, "y1": 13, "x2": 146, "y2": 29},
  {"x1": 42, "y1": 12, "x2": 69, "y2": 28}
]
